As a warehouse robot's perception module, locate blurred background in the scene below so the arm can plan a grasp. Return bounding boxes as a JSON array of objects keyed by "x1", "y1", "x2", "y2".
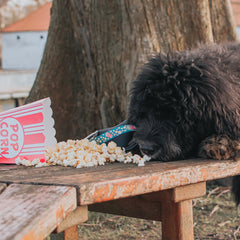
[{"x1": 0, "y1": 0, "x2": 51, "y2": 112}]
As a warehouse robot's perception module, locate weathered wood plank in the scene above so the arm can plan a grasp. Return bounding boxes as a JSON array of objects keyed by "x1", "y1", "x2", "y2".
[
  {"x1": 0, "y1": 159, "x2": 239, "y2": 205},
  {"x1": 0, "y1": 164, "x2": 21, "y2": 170},
  {"x1": 0, "y1": 183, "x2": 6, "y2": 193},
  {"x1": 55, "y1": 206, "x2": 88, "y2": 233},
  {"x1": 0, "y1": 184, "x2": 77, "y2": 240}
]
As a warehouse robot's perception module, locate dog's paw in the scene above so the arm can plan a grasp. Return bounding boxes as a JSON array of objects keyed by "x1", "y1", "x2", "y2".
[{"x1": 198, "y1": 135, "x2": 240, "y2": 160}]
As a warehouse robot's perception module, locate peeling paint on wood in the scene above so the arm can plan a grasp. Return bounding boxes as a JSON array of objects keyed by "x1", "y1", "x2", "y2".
[
  {"x1": 0, "y1": 159, "x2": 240, "y2": 206},
  {"x1": 0, "y1": 184, "x2": 76, "y2": 240}
]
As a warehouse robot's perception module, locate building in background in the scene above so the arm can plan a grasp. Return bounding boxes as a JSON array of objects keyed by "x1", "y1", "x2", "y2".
[
  {"x1": 1, "y1": 2, "x2": 51, "y2": 70},
  {"x1": 0, "y1": 1, "x2": 51, "y2": 111}
]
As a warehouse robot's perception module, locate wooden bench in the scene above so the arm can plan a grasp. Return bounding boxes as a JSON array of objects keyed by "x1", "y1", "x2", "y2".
[{"x1": 0, "y1": 158, "x2": 239, "y2": 240}]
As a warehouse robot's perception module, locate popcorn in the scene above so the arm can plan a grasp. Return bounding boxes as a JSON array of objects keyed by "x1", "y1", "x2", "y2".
[
  {"x1": 107, "y1": 141, "x2": 117, "y2": 154},
  {"x1": 15, "y1": 138, "x2": 151, "y2": 168},
  {"x1": 15, "y1": 157, "x2": 33, "y2": 166},
  {"x1": 35, "y1": 162, "x2": 48, "y2": 168}
]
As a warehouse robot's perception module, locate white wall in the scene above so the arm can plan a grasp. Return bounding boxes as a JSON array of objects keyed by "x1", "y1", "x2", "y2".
[
  {"x1": 0, "y1": 70, "x2": 37, "y2": 99},
  {"x1": 2, "y1": 31, "x2": 48, "y2": 70}
]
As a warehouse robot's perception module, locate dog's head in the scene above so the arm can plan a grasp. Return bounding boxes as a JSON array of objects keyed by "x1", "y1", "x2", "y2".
[
  {"x1": 133, "y1": 115, "x2": 182, "y2": 161},
  {"x1": 128, "y1": 44, "x2": 240, "y2": 161},
  {"x1": 128, "y1": 52, "x2": 211, "y2": 161}
]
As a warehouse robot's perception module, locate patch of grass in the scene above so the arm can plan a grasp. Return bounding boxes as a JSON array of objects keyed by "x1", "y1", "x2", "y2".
[
  {"x1": 78, "y1": 183, "x2": 240, "y2": 239},
  {"x1": 194, "y1": 183, "x2": 240, "y2": 240}
]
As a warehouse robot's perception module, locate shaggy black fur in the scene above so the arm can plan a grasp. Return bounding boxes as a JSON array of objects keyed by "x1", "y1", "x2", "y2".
[{"x1": 127, "y1": 43, "x2": 240, "y2": 204}]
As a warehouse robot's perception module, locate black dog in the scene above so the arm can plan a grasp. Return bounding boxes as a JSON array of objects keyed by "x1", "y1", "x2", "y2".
[{"x1": 127, "y1": 43, "x2": 240, "y2": 204}]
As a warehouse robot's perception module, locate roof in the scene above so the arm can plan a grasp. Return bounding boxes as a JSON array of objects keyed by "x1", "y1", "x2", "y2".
[{"x1": 2, "y1": 2, "x2": 52, "y2": 33}]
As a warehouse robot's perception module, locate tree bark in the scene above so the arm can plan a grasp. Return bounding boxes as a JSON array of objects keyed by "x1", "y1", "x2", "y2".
[
  {"x1": 26, "y1": 0, "x2": 238, "y2": 141},
  {"x1": 209, "y1": 0, "x2": 238, "y2": 42}
]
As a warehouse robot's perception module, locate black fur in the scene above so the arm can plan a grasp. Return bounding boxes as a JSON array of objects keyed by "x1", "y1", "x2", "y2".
[{"x1": 127, "y1": 43, "x2": 240, "y2": 204}]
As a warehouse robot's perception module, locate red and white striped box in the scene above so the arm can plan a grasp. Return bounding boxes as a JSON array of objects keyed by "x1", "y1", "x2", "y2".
[{"x1": 0, "y1": 98, "x2": 57, "y2": 164}]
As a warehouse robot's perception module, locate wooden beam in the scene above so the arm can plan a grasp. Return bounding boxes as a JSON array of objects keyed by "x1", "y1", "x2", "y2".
[
  {"x1": 173, "y1": 182, "x2": 206, "y2": 202},
  {"x1": 142, "y1": 182, "x2": 206, "y2": 202},
  {"x1": 49, "y1": 224, "x2": 79, "y2": 240},
  {"x1": 89, "y1": 195, "x2": 162, "y2": 221},
  {"x1": 64, "y1": 225, "x2": 79, "y2": 240},
  {"x1": 161, "y1": 200, "x2": 194, "y2": 240},
  {"x1": 55, "y1": 206, "x2": 88, "y2": 233}
]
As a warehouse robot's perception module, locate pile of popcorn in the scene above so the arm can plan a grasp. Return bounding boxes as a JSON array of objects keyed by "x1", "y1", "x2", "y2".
[{"x1": 15, "y1": 138, "x2": 151, "y2": 168}]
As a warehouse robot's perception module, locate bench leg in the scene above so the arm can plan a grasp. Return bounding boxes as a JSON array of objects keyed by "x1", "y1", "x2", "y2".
[
  {"x1": 49, "y1": 225, "x2": 79, "y2": 240},
  {"x1": 48, "y1": 206, "x2": 88, "y2": 240},
  {"x1": 64, "y1": 225, "x2": 79, "y2": 240},
  {"x1": 161, "y1": 199, "x2": 194, "y2": 240}
]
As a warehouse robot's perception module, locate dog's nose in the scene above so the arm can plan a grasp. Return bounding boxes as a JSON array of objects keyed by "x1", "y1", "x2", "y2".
[{"x1": 140, "y1": 144, "x2": 155, "y2": 156}]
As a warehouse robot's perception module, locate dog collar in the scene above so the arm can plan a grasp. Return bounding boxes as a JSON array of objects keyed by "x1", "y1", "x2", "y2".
[{"x1": 91, "y1": 125, "x2": 136, "y2": 145}]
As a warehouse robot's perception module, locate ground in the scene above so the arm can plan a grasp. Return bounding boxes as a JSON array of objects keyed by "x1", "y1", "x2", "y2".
[{"x1": 77, "y1": 182, "x2": 240, "y2": 240}]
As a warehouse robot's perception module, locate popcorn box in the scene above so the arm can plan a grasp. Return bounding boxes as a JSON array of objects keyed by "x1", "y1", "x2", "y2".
[{"x1": 0, "y1": 98, "x2": 57, "y2": 164}]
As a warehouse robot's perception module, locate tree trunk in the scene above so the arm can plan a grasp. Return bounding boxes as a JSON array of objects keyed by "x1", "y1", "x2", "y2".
[
  {"x1": 209, "y1": 0, "x2": 238, "y2": 42},
  {"x1": 26, "y1": 0, "x2": 238, "y2": 141}
]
